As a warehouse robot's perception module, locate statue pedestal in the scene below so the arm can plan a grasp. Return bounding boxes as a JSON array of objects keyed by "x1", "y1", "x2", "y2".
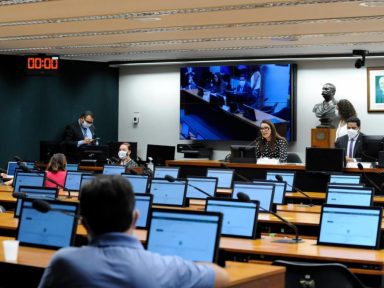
[{"x1": 311, "y1": 128, "x2": 336, "y2": 148}]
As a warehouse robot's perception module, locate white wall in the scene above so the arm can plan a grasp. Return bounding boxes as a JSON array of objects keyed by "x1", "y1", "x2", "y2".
[{"x1": 119, "y1": 59, "x2": 384, "y2": 161}]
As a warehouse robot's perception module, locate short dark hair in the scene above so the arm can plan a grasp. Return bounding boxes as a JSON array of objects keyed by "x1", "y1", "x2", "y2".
[
  {"x1": 79, "y1": 175, "x2": 135, "y2": 235},
  {"x1": 346, "y1": 116, "x2": 361, "y2": 127},
  {"x1": 80, "y1": 110, "x2": 94, "y2": 118}
]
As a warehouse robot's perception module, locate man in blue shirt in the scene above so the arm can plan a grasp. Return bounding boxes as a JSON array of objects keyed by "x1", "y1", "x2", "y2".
[{"x1": 38, "y1": 175, "x2": 229, "y2": 288}]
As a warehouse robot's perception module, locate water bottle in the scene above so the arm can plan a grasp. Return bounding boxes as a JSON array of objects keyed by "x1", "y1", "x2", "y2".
[{"x1": 147, "y1": 157, "x2": 154, "y2": 173}]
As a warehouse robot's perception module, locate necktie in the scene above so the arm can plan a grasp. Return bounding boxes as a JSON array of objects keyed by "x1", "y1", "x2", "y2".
[{"x1": 348, "y1": 139, "x2": 354, "y2": 158}]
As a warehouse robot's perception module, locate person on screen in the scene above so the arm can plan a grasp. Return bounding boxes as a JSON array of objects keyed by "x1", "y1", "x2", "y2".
[
  {"x1": 209, "y1": 72, "x2": 227, "y2": 94},
  {"x1": 45, "y1": 153, "x2": 67, "y2": 189},
  {"x1": 63, "y1": 110, "x2": 98, "y2": 148},
  {"x1": 335, "y1": 99, "x2": 357, "y2": 141},
  {"x1": 312, "y1": 83, "x2": 338, "y2": 128},
  {"x1": 118, "y1": 142, "x2": 138, "y2": 169},
  {"x1": 235, "y1": 75, "x2": 251, "y2": 95},
  {"x1": 255, "y1": 119, "x2": 288, "y2": 162},
  {"x1": 376, "y1": 76, "x2": 384, "y2": 103},
  {"x1": 38, "y1": 175, "x2": 229, "y2": 288},
  {"x1": 335, "y1": 116, "x2": 364, "y2": 162},
  {"x1": 249, "y1": 67, "x2": 262, "y2": 108}
]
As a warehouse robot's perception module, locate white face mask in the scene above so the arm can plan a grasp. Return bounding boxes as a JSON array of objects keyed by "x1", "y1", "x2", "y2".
[
  {"x1": 118, "y1": 150, "x2": 128, "y2": 160},
  {"x1": 239, "y1": 80, "x2": 246, "y2": 87},
  {"x1": 82, "y1": 121, "x2": 92, "y2": 129},
  {"x1": 347, "y1": 128, "x2": 359, "y2": 139}
]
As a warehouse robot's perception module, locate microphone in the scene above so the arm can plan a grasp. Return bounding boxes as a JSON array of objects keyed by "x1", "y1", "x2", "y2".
[
  {"x1": 32, "y1": 199, "x2": 78, "y2": 217},
  {"x1": 357, "y1": 163, "x2": 383, "y2": 194},
  {"x1": 13, "y1": 155, "x2": 24, "y2": 162},
  {"x1": 12, "y1": 192, "x2": 27, "y2": 199},
  {"x1": 165, "y1": 175, "x2": 212, "y2": 198},
  {"x1": 275, "y1": 175, "x2": 314, "y2": 207},
  {"x1": 237, "y1": 192, "x2": 303, "y2": 243},
  {"x1": 220, "y1": 162, "x2": 252, "y2": 182}
]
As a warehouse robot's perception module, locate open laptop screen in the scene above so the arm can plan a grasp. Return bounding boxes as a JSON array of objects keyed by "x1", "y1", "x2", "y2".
[
  {"x1": 266, "y1": 170, "x2": 295, "y2": 192},
  {"x1": 149, "y1": 178, "x2": 186, "y2": 207},
  {"x1": 318, "y1": 204, "x2": 382, "y2": 249},
  {"x1": 147, "y1": 209, "x2": 222, "y2": 262},
  {"x1": 186, "y1": 177, "x2": 218, "y2": 199},
  {"x1": 13, "y1": 172, "x2": 45, "y2": 193},
  {"x1": 153, "y1": 167, "x2": 180, "y2": 179},
  {"x1": 102, "y1": 165, "x2": 126, "y2": 175},
  {"x1": 253, "y1": 180, "x2": 286, "y2": 204},
  {"x1": 232, "y1": 182, "x2": 274, "y2": 211},
  {"x1": 326, "y1": 185, "x2": 373, "y2": 207},
  {"x1": 66, "y1": 163, "x2": 79, "y2": 172},
  {"x1": 206, "y1": 168, "x2": 234, "y2": 189},
  {"x1": 121, "y1": 174, "x2": 149, "y2": 194},
  {"x1": 6, "y1": 161, "x2": 18, "y2": 177},
  {"x1": 206, "y1": 198, "x2": 259, "y2": 238},
  {"x1": 135, "y1": 193, "x2": 152, "y2": 229},
  {"x1": 329, "y1": 173, "x2": 361, "y2": 184},
  {"x1": 64, "y1": 171, "x2": 91, "y2": 192},
  {"x1": 17, "y1": 199, "x2": 79, "y2": 249}
]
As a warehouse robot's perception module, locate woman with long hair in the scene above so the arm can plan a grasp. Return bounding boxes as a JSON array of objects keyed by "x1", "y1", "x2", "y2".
[
  {"x1": 335, "y1": 99, "x2": 357, "y2": 140},
  {"x1": 45, "y1": 153, "x2": 67, "y2": 189}
]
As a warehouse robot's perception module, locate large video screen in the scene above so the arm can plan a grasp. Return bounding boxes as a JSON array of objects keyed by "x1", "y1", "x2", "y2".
[{"x1": 180, "y1": 64, "x2": 296, "y2": 141}]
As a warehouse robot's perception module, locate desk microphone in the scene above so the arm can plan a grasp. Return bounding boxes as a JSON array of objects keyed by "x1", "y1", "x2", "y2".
[
  {"x1": 357, "y1": 163, "x2": 383, "y2": 194},
  {"x1": 274, "y1": 175, "x2": 314, "y2": 207},
  {"x1": 164, "y1": 175, "x2": 212, "y2": 198},
  {"x1": 237, "y1": 192, "x2": 303, "y2": 243},
  {"x1": 13, "y1": 155, "x2": 24, "y2": 162},
  {"x1": 220, "y1": 162, "x2": 252, "y2": 182},
  {"x1": 32, "y1": 199, "x2": 78, "y2": 218},
  {"x1": 12, "y1": 191, "x2": 56, "y2": 201}
]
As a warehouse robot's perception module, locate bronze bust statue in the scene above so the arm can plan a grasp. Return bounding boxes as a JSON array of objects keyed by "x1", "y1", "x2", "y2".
[{"x1": 313, "y1": 83, "x2": 338, "y2": 128}]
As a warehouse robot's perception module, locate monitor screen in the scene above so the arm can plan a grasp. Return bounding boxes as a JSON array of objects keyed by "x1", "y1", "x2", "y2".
[
  {"x1": 64, "y1": 171, "x2": 91, "y2": 192},
  {"x1": 121, "y1": 174, "x2": 149, "y2": 194},
  {"x1": 326, "y1": 185, "x2": 373, "y2": 207},
  {"x1": 149, "y1": 178, "x2": 186, "y2": 206},
  {"x1": 362, "y1": 135, "x2": 384, "y2": 162},
  {"x1": 146, "y1": 144, "x2": 175, "y2": 166},
  {"x1": 186, "y1": 177, "x2": 218, "y2": 199},
  {"x1": 153, "y1": 167, "x2": 180, "y2": 179},
  {"x1": 17, "y1": 199, "x2": 79, "y2": 249},
  {"x1": 6, "y1": 161, "x2": 18, "y2": 177},
  {"x1": 229, "y1": 145, "x2": 257, "y2": 163},
  {"x1": 102, "y1": 164, "x2": 126, "y2": 175},
  {"x1": 253, "y1": 179, "x2": 286, "y2": 204},
  {"x1": 13, "y1": 172, "x2": 45, "y2": 193},
  {"x1": 206, "y1": 198, "x2": 259, "y2": 238},
  {"x1": 329, "y1": 173, "x2": 361, "y2": 184},
  {"x1": 265, "y1": 170, "x2": 295, "y2": 192},
  {"x1": 206, "y1": 168, "x2": 234, "y2": 189},
  {"x1": 66, "y1": 163, "x2": 79, "y2": 171},
  {"x1": 305, "y1": 148, "x2": 345, "y2": 173},
  {"x1": 232, "y1": 182, "x2": 275, "y2": 211},
  {"x1": 135, "y1": 193, "x2": 152, "y2": 229},
  {"x1": 80, "y1": 145, "x2": 109, "y2": 166},
  {"x1": 147, "y1": 209, "x2": 222, "y2": 262},
  {"x1": 80, "y1": 174, "x2": 97, "y2": 190},
  {"x1": 318, "y1": 205, "x2": 382, "y2": 249}
]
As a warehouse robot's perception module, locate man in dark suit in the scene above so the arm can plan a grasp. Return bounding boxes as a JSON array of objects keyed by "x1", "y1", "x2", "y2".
[{"x1": 335, "y1": 116, "x2": 363, "y2": 162}]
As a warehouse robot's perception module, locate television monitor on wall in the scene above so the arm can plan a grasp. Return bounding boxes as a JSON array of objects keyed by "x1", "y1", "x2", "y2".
[
  {"x1": 180, "y1": 63, "x2": 296, "y2": 141},
  {"x1": 361, "y1": 135, "x2": 384, "y2": 162}
]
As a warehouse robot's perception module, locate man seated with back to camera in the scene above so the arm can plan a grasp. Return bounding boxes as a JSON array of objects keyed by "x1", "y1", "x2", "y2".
[
  {"x1": 38, "y1": 175, "x2": 229, "y2": 288},
  {"x1": 118, "y1": 142, "x2": 138, "y2": 170},
  {"x1": 335, "y1": 116, "x2": 364, "y2": 163}
]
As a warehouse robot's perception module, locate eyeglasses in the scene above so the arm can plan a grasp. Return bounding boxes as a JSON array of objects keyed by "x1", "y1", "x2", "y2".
[{"x1": 260, "y1": 127, "x2": 270, "y2": 131}]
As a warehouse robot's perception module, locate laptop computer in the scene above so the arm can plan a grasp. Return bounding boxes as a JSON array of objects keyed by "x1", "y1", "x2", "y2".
[
  {"x1": 13, "y1": 171, "x2": 45, "y2": 193},
  {"x1": 149, "y1": 178, "x2": 186, "y2": 207},
  {"x1": 64, "y1": 171, "x2": 92, "y2": 192},
  {"x1": 318, "y1": 204, "x2": 382, "y2": 249},
  {"x1": 232, "y1": 182, "x2": 275, "y2": 212},
  {"x1": 329, "y1": 173, "x2": 361, "y2": 184},
  {"x1": 17, "y1": 199, "x2": 79, "y2": 249},
  {"x1": 121, "y1": 174, "x2": 149, "y2": 194},
  {"x1": 253, "y1": 179, "x2": 287, "y2": 204},
  {"x1": 146, "y1": 208, "x2": 222, "y2": 263},
  {"x1": 326, "y1": 184, "x2": 374, "y2": 207},
  {"x1": 66, "y1": 163, "x2": 79, "y2": 172},
  {"x1": 186, "y1": 176, "x2": 218, "y2": 199},
  {"x1": 6, "y1": 161, "x2": 18, "y2": 177},
  {"x1": 14, "y1": 186, "x2": 58, "y2": 218},
  {"x1": 206, "y1": 168, "x2": 234, "y2": 189},
  {"x1": 206, "y1": 198, "x2": 259, "y2": 239},
  {"x1": 102, "y1": 164, "x2": 126, "y2": 175},
  {"x1": 153, "y1": 166, "x2": 180, "y2": 179},
  {"x1": 266, "y1": 170, "x2": 296, "y2": 192},
  {"x1": 135, "y1": 193, "x2": 153, "y2": 229}
]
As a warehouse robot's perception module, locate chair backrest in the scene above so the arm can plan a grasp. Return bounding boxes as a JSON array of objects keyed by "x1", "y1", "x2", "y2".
[
  {"x1": 287, "y1": 152, "x2": 302, "y2": 163},
  {"x1": 272, "y1": 260, "x2": 366, "y2": 288}
]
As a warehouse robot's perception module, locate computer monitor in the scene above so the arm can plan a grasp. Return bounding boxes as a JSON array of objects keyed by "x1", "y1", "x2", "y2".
[
  {"x1": 362, "y1": 135, "x2": 384, "y2": 162},
  {"x1": 266, "y1": 170, "x2": 296, "y2": 192},
  {"x1": 232, "y1": 182, "x2": 275, "y2": 211},
  {"x1": 149, "y1": 178, "x2": 186, "y2": 207},
  {"x1": 6, "y1": 161, "x2": 18, "y2": 177},
  {"x1": 66, "y1": 163, "x2": 79, "y2": 171},
  {"x1": 305, "y1": 147, "x2": 345, "y2": 173},
  {"x1": 102, "y1": 164, "x2": 126, "y2": 175},
  {"x1": 326, "y1": 185, "x2": 374, "y2": 207},
  {"x1": 146, "y1": 144, "x2": 175, "y2": 166},
  {"x1": 79, "y1": 174, "x2": 97, "y2": 191},
  {"x1": 17, "y1": 199, "x2": 79, "y2": 249},
  {"x1": 153, "y1": 166, "x2": 180, "y2": 179},
  {"x1": 242, "y1": 104, "x2": 257, "y2": 121},
  {"x1": 121, "y1": 174, "x2": 149, "y2": 194},
  {"x1": 329, "y1": 173, "x2": 361, "y2": 184},
  {"x1": 64, "y1": 171, "x2": 92, "y2": 192},
  {"x1": 318, "y1": 204, "x2": 382, "y2": 249},
  {"x1": 206, "y1": 168, "x2": 234, "y2": 189},
  {"x1": 147, "y1": 209, "x2": 222, "y2": 263},
  {"x1": 253, "y1": 179, "x2": 286, "y2": 204},
  {"x1": 206, "y1": 198, "x2": 259, "y2": 238},
  {"x1": 230, "y1": 145, "x2": 257, "y2": 163},
  {"x1": 135, "y1": 193, "x2": 152, "y2": 229},
  {"x1": 186, "y1": 177, "x2": 218, "y2": 199},
  {"x1": 13, "y1": 171, "x2": 45, "y2": 193},
  {"x1": 80, "y1": 145, "x2": 109, "y2": 166}
]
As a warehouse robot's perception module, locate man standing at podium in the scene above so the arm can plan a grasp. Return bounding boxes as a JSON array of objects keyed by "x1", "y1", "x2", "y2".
[
  {"x1": 335, "y1": 116, "x2": 364, "y2": 162},
  {"x1": 63, "y1": 110, "x2": 97, "y2": 148}
]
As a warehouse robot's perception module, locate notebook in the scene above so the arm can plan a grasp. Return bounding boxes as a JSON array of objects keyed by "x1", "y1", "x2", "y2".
[
  {"x1": 149, "y1": 178, "x2": 186, "y2": 207},
  {"x1": 206, "y1": 198, "x2": 259, "y2": 238},
  {"x1": 102, "y1": 164, "x2": 126, "y2": 175},
  {"x1": 66, "y1": 163, "x2": 79, "y2": 172},
  {"x1": 326, "y1": 185, "x2": 374, "y2": 207},
  {"x1": 17, "y1": 199, "x2": 79, "y2": 249},
  {"x1": 318, "y1": 204, "x2": 382, "y2": 249},
  {"x1": 186, "y1": 177, "x2": 218, "y2": 199},
  {"x1": 253, "y1": 179, "x2": 286, "y2": 204},
  {"x1": 135, "y1": 193, "x2": 152, "y2": 229},
  {"x1": 329, "y1": 173, "x2": 361, "y2": 184},
  {"x1": 266, "y1": 170, "x2": 296, "y2": 192},
  {"x1": 153, "y1": 166, "x2": 180, "y2": 179},
  {"x1": 13, "y1": 171, "x2": 45, "y2": 193},
  {"x1": 232, "y1": 182, "x2": 275, "y2": 211},
  {"x1": 206, "y1": 168, "x2": 234, "y2": 189},
  {"x1": 147, "y1": 209, "x2": 222, "y2": 262},
  {"x1": 64, "y1": 171, "x2": 92, "y2": 192},
  {"x1": 14, "y1": 186, "x2": 58, "y2": 218},
  {"x1": 121, "y1": 174, "x2": 149, "y2": 194}
]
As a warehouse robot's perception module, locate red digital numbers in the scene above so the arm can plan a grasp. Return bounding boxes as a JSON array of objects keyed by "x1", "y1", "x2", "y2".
[{"x1": 27, "y1": 57, "x2": 59, "y2": 70}]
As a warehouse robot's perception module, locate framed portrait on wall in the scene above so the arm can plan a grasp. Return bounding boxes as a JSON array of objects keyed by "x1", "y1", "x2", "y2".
[{"x1": 367, "y1": 67, "x2": 384, "y2": 112}]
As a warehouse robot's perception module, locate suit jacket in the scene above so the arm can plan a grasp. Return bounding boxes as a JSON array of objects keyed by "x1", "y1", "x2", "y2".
[
  {"x1": 335, "y1": 133, "x2": 364, "y2": 160},
  {"x1": 63, "y1": 121, "x2": 96, "y2": 148}
]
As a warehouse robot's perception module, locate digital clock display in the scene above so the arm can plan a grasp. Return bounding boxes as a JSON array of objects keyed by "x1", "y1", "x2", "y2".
[{"x1": 25, "y1": 55, "x2": 60, "y2": 75}]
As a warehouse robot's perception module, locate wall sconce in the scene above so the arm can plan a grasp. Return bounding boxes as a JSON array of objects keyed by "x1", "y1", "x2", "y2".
[{"x1": 353, "y1": 50, "x2": 369, "y2": 68}]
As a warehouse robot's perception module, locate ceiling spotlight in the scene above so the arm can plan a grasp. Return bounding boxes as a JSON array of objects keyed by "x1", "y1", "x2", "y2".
[{"x1": 352, "y1": 49, "x2": 369, "y2": 69}]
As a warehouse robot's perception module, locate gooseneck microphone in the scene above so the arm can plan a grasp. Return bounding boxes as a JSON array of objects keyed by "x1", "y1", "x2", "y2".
[
  {"x1": 357, "y1": 163, "x2": 383, "y2": 194},
  {"x1": 32, "y1": 199, "x2": 78, "y2": 218},
  {"x1": 237, "y1": 192, "x2": 303, "y2": 243},
  {"x1": 275, "y1": 175, "x2": 314, "y2": 207},
  {"x1": 14, "y1": 155, "x2": 24, "y2": 162},
  {"x1": 165, "y1": 175, "x2": 212, "y2": 198}
]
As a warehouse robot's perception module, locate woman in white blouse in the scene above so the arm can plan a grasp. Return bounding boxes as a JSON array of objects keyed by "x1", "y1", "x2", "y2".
[{"x1": 335, "y1": 99, "x2": 357, "y2": 141}]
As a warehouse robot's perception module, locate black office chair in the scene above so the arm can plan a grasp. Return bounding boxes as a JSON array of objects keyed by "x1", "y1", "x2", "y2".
[
  {"x1": 272, "y1": 260, "x2": 367, "y2": 288},
  {"x1": 287, "y1": 152, "x2": 302, "y2": 163}
]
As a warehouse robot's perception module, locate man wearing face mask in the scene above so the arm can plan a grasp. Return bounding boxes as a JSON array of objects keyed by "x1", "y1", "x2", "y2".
[
  {"x1": 312, "y1": 83, "x2": 338, "y2": 128},
  {"x1": 118, "y1": 143, "x2": 138, "y2": 169},
  {"x1": 63, "y1": 111, "x2": 98, "y2": 148},
  {"x1": 335, "y1": 116, "x2": 364, "y2": 162}
]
